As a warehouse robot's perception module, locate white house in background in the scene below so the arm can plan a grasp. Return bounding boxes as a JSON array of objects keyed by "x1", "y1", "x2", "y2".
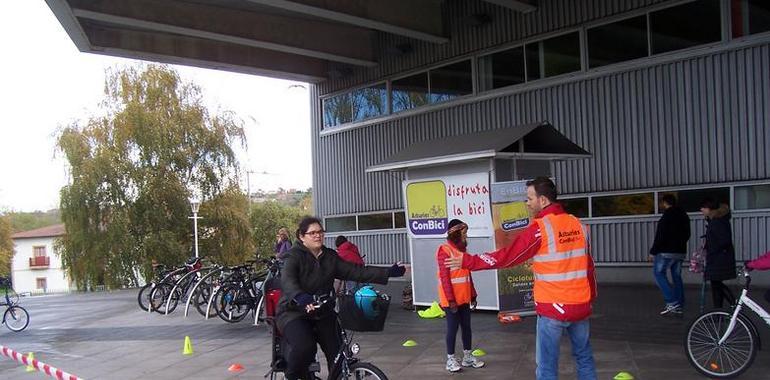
[{"x1": 11, "y1": 224, "x2": 74, "y2": 294}]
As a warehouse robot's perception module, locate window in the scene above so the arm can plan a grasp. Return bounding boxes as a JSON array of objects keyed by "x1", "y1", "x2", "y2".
[
  {"x1": 526, "y1": 32, "x2": 582, "y2": 79},
  {"x1": 36, "y1": 278, "x2": 47, "y2": 290},
  {"x1": 358, "y1": 213, "x2": 394, "y2": 230},
  {"x1": 322, "y1": 93, "x2": 352, "y2": 128},
  {"x1": 734, "y1": 184, "x2": 770, "y2": 210},
  {"x1": 560, "y1": 198, "x2": 589, "y2": 218},
  {"x1": 394, "y1": 212, "x2": 406, "y2": 228},
  {"x1": 478, "y1": 47, "x2": 526, "y2": 91},
  {"x1": 525, "y1": 43, "x2": 542, "y2": 81},
  {"x1": 588, "y1": 16, "x2": 649, "y2": 68},
  {"x1": 650, "y1": 0, "x2": 722, "y2": 55},
  {"x1": 391, "y1": 72, "x2": 430, "y2": 113},
  {"x1": 322, "y1": 83, "x2": 387, "y2": 128},
  {"x1": 429, "y1": 60, "x2": 473, "y2": 103},
  {"x1": 325, "y1": 216, "x2": 356, "y2": 232},
  {"x1": 33, "y1": 246, "x2": 46, "y2": 257},
  {"x1": 732, "y1": 0, "x2": 770, "y2": 37},
  {"x1": 659, "y1": 187, "x2": 730, "y2": 213},
  {"x1": 351, "y1": 84, "x2": 387, "y2": 122},
  {"x1": 591, "y1": 193, "x2": 655, "y2": 217}
]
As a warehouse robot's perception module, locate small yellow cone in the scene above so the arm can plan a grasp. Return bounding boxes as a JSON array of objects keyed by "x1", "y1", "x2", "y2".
[
  {"x1": 471, "y1": 349, "x2": 486, "y2": 357},
  {"x1": 183, "y1": 336, "x2": 194, "y2": 355},
  {"x1": 613, "y1": 371, "x2": 635, "y2": 380},
  {"x1": 402, "y1": 339, "x2": 418, "y2": 347},
  {"x1": 25, "y1": 352, "x2": 36, "y2": 372}
]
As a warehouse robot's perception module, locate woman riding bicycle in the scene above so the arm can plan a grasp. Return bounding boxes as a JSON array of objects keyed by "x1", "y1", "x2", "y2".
[{"x1": 276, "y1": 216, "x2": 406, "y2": 380}]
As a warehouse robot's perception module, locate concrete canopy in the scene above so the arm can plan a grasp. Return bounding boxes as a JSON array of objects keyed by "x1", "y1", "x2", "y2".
[
  {"x1": 45, "y1": 0, "x2": 539, "y2": 83},
  {"x1": 366, "y1": 122, "x2": 590, "y2": 173}
]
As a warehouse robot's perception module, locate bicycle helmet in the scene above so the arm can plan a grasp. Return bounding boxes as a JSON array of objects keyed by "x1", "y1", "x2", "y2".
[{"x1": 354, "y1": 285, "x2": 380, "y2": 320}]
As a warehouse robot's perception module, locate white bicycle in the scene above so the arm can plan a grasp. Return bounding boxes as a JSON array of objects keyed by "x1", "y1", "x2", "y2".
[{"x1": 684, "y1": 265, "x2": 769, "y2": 378}]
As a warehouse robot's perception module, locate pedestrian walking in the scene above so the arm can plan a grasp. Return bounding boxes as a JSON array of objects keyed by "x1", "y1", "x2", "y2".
[
  {"x1": 700, "y1": 198, "x2": 737, "y2": 309},
  {"x1": 649, "y1": 194, "x2": 690, "y2": 315}
]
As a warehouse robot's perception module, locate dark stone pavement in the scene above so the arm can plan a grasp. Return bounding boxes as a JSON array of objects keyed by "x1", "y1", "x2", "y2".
[{"x1": 0, "y1": 280, "x2": 768, "y2": 379}]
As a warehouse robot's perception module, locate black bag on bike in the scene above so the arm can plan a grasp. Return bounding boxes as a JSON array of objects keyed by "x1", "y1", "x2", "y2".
[{"x1": 337, "y1": 287, "x2": 390, "y2": 332}]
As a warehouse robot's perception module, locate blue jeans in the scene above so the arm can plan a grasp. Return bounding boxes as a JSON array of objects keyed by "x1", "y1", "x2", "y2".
[
  {"x1": 653, "y1": 255, "x2": 684, "y2": 307},
  {"x1": 536, "y1": 316, "x2": 596, "y2": 380}
]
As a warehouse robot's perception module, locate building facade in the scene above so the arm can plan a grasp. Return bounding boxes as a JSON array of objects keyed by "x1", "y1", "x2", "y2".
[
  {"x1": 11, "y1": 224, "x2": 74, "y2": 294},
  {"x1": 311, "y1": 0, "x2": 770, "y2": 275},
  {"x1": 46, "y1": 0, "x2": 770, "y2": 282}
]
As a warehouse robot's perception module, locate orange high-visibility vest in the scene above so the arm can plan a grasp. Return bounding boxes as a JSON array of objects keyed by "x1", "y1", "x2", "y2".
[
  {"x1": 437, "y1": 244, "x2": 473, "y2": 307},
  {"x1": 532, "y1": 213, "x2": 591, "y2": 304}
]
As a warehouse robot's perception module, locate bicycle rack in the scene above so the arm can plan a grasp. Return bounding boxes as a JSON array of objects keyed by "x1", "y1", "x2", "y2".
[
  {"x1": 164, "y1": 267, "x2": 208, "y2": 315},
  {"x1": 184, "y1": 266, "x2": 220, "y2": 318}
]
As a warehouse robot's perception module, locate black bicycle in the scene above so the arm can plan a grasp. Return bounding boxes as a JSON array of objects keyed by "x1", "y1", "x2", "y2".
[
  {"x1": 0, "y1": 278, "x2": 29, "y2": 332},
  {"x1": 266, "y1": 294, "x2": 388, "y2": 380}
]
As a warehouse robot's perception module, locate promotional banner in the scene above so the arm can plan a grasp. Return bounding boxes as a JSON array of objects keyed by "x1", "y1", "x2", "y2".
[
  {"x1": 404, "y1": 173, "x2": 492, "y2": 238},
  {"x1": 491, "y1": 180, "x2": 535, "y2": 313}
]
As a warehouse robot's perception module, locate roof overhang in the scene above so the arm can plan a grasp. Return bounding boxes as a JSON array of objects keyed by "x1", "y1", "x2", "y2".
[
  {"x1": 366, "y1": 122, "x2": 591, "y2": 173},
  {"x1": 45, "y1": 0, "x2": 540, "y2": 82}
]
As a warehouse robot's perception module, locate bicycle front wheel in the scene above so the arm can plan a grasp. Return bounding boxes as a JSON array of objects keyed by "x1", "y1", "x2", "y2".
[
  {"x1": 4, "y1": 305, "x2": 30, "y2": 332},
  {"x1": 137, "y1": 284, "x2": 152, "y2": 311},
  {"x1": 336, "y1": 362, "x2": 388, "y2": 380},
  {"x1": 685, "y1": 310, "x2": 757, "y2": 378}
]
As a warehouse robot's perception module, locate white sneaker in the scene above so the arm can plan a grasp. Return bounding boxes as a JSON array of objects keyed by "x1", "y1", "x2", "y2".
[
  {"x1": 660, "y1": 303, "x2": 680, "y2": 315},
  {"x1": 446, "y1": 356, "x2": 462, "y2": 372},
  {"x1": 462, "y1": 354, "x2": 485, "y2": 368}
]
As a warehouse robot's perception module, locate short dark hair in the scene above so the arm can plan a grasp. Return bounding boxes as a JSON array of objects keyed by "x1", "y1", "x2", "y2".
[
  {"x1": 335, "y1": 235, "x2": 348, "y2": 248},
  {"x1": 296, "y1": 216, "x2": 323, "y2": 239},
  {"x1": 526, "y1": 177, "x2": 557, "y2": 202},
  {"x1": 660, "y1": 194, "x2": 677, "y2": 207},
  {"x1": 700, "y1": 197, "x2": 719, "y2": 210}
]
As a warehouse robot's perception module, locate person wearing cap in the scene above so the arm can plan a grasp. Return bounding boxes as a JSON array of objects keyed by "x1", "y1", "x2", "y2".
[
  {"x1": 437, "y1": 219, "x2": 484, "y2": 373},
  {"x1": 445, "y1": 177, "x2": 597, "y2": 380}
]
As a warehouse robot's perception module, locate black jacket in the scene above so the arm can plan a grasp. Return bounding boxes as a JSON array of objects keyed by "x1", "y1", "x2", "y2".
[
  {"x1": 650, "y1": 206, "x2": 691, "y2": 255},
  {"x1": 704, "y1": 204, "x2": 737, "y2": 281},
  {"x1": 276, "y1": 242, "x2": 389, "y2": 331}
]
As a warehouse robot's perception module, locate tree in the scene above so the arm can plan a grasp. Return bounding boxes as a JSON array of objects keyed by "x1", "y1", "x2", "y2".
[
  {"x1": 56, "y1": 64, "x2": 248, "y2": 289},
  {"x1": 7, "y1": 210, "x2": 61, "y2": 233},
  {"x1": 249, "y1": 202, "x2": 305, "y2": 258},
  {"x1": 198, "y1": 186, "x2": 254, "y2": 266},
  {"x1": 0, "y1": 215, "x2": 13, "y2": 277}
]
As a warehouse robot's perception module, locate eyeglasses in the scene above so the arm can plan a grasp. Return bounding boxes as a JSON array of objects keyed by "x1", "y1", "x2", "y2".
[{"x1": 304, "y1": 230, "x2": 325, "y2": 237}]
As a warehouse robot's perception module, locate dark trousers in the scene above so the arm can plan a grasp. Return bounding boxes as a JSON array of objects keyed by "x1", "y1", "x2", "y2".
[
  {"x1": 710, "y1": 280, "x2": 735, "y2": 309},
  {"x1": 283, "y1": 315, "x2": 341, "y2": 380},
  {"x1": 444, "y1": 304, "x2": 472, "y2": 355}
]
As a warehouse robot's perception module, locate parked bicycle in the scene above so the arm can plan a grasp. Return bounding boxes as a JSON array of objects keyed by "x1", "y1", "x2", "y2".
[
  {"x1": 148, "y1": 257, "x2": 204, "y2": 314},
  {"x1": 0, "y1": 278, "x2": 29, "y2": 332},
  {"x1": 684, "y1": 264, "x2": 769, "y2": 378},
  {"x1": 212, "y1": 261, "x2": 262, "y2": 323}
]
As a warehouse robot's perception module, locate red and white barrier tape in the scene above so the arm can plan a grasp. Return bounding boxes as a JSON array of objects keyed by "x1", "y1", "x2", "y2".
[{"x1": 0, "y1": 345, "x2": 84, "y2": 380}]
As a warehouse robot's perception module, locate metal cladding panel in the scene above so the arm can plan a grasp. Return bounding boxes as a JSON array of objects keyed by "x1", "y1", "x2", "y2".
[
  {"x1": 583, "y1": 213, "x2": 770, "y2": 263},
  {"x1": 585, "y1": 217, "x2": 658, "y2": 262},
  {"x1": 553, "y1": 45, "x2": 770, "y2": 194},
  {"x1": 319, "y1": 0, "x2": 669, "y2": 95},
  {"x1": 729, "y1": 212, "x2": 770, "y2": 261},
  {"x1": 324, "y1": 232, "x2": 409, "y2": 265},
  {"x1": 314, "y1": 44, "x2": 770, "y2": 215}
]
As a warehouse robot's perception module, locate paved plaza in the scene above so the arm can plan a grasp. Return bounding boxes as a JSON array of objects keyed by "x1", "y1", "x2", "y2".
[{"x1": 0, "y1": 280, "x2": 768, "y2": 379}]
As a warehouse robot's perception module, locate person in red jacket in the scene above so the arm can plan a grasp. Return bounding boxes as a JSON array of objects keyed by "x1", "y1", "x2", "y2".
[
  {"x1": 446, "y1": 177, "x2": 597, "y2": 380},
  {"x1": 437, "y1": 219, "x2": 484, "y2": 373},
  {"x1": 335, "y1": 236, "x2": 364, "y2": 294}
]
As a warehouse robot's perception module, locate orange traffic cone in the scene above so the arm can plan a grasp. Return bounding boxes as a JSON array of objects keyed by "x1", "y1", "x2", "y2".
[{"x1": 228, "y1": 363, "x2": 244, "y2": 372}]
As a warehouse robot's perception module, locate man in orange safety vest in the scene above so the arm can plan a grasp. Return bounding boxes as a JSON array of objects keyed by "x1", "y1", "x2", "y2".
[{"x1": 446, "y1": 177, "x2": 597, "y2": 380}]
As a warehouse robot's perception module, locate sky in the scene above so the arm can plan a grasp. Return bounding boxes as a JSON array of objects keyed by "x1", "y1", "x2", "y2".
[{"x1": 0, "y1": 2, "x2": 312, "y2": 212}]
